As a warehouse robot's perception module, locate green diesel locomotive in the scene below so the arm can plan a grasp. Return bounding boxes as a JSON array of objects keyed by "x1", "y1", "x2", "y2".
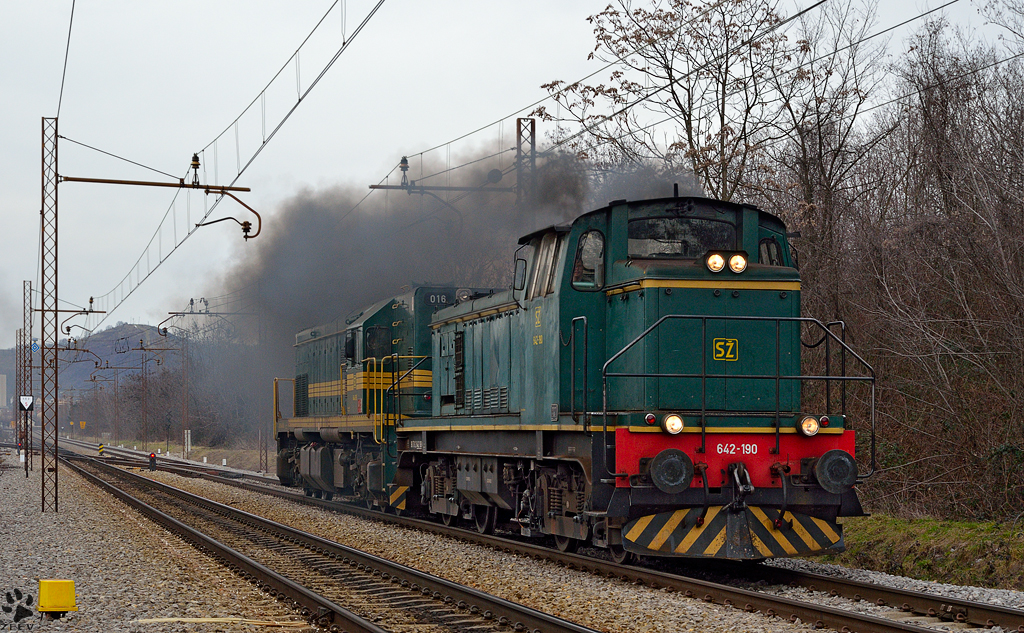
[{"x1": 275, "y1": 194, "x2": 875, "y2": 561}]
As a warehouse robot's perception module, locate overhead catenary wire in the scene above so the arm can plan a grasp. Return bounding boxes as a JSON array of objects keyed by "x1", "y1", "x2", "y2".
[
  {"x1": 411, "y1": 0, "x2": 963, "y2": 186},
  {"x1": 572, "y1": 0, "x2": 966, "y2": 160},
  {"x1": 403, "y1": 0, "x2": 738, "y2": 164},
  {"x1": 87, "y1": 0, "x2": 389, "y2": 333},
  {"x1": 84, "y1": 0, "x2": 734, "y2": 332},
  {"x1": 83, "y1": 0, "x2": 970, "y2": 335},
  {"x1": 345, "y1": 0, "x2": 975, "y2": 248}
]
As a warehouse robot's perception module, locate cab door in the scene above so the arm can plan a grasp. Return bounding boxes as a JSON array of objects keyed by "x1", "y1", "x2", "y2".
[{"x1": 521, "y1": 231, "x2": 565, "y2": 425}]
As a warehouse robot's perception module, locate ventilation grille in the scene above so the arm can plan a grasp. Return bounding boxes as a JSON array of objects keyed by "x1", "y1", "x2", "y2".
[
  {"x1": 464, "y1": 386, "x2": 510, "y2": 412},
  {"x1": 294, "y1": 374, "x2": 309, "y2": 417}
]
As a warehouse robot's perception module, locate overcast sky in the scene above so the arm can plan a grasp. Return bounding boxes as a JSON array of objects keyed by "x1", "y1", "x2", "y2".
[{"x1": 0, "y1": 0, "x2": 990, "y2": 349}]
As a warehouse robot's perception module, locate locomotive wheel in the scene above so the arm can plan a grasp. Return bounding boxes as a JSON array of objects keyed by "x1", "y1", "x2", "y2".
[
  {"x1": 441, "y1": 512, "x2": 457, "y2": 526},
  {"x1": 323, "y1": 491, "x2": 333, "y2": 501},
  {"x1": 304, "y1": 488, "x2": 313, "y2": 497},
  {"x1": 608, "y1": 543, "x2": 636, "y2": 565},
  {"x1": 554, "y1": 534, "x2": 579, "y2": 553},
  {"x1": 472, "y1": 505, "x2": 496, "y2": 535}
]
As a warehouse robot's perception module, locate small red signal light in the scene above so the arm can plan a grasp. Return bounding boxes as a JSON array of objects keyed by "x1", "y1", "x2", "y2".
[{"x1": 150, "y1": 453, "x2": 156, "y2": 458}]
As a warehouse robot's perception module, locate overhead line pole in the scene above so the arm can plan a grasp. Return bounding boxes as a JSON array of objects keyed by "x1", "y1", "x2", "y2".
[
  {"x1": 16, "y1": 327, "x2": 26, "y2": 477},
  {"x1": 23, "y1": 281, "x2": 32, "y2": 476},
  {"x1": 41, "y1": 117, "x2": 59, "y2": 512},
  {"x1": 23, "y1": 280, "x2": 33, "y2": 473}
]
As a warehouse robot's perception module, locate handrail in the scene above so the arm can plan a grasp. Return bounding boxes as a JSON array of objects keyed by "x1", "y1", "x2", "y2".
[
  {"x1": 366, "y1": 357, "x2": 390, "y2": 445},
  {"x1": 271, "y1": 377, "x2": 295, "y2": 438},
  {"x1": 384, "y1": 355, "x2": 430, "y2": 459},
  {"x1": 562, "y1": 317, "x2": 589, "y2": 430},
  {"x1": 600, "y1": 314, "x2": 876, "y2": 481},
  {"x1": 366, "y1": 355, "x2": 430, "y2": 448}
]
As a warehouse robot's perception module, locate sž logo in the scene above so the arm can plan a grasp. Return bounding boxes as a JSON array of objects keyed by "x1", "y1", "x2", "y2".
[{"x1": 2, "y1": 589, "x2": 34, "y2": 623}]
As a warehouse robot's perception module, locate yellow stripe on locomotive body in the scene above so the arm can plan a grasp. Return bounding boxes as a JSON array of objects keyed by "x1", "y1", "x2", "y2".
[
  {"x1": 626, "y1": 426, "x2": 845, "y2": 434},
  {"x1": 306, "y1": 370, "x2": 432, "y2": 393},
  {"x1": 605, "y1": 278, "x2": 800, "y2": 296}
]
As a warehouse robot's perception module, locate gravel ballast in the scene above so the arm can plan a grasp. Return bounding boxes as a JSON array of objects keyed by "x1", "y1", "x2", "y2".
[
  {"x1": 139, "y1": 471, "x2": 849, "y2": 633},
  {"x1": 0, "y1": 449, "x2": 306, "y2": 632},
  {"x1": 142, "y1": 470, "x2": 1024, "y2": 633},
  {"x1": 10, "y1": 446, "x2": 1022, "y2": 633}
]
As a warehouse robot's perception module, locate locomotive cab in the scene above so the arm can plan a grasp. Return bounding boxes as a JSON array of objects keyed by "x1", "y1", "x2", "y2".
[{"x1": 557, "y1": 197, "x2": 871, "y2": 559}]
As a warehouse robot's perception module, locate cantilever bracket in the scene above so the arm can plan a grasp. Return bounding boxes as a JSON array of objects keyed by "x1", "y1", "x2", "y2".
[{"x1": 195, "y1": 189, "x2": 261, "y2": 240}]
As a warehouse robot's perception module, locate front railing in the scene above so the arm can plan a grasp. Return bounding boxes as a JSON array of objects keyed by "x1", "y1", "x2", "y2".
[{"x1": 596, "y1": 315, "x2": 876, "y2": 481}]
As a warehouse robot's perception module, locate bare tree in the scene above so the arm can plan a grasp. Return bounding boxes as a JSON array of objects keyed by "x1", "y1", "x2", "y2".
[{"x1": 534, "y1": 0, "x2": 793, "y2": 200}]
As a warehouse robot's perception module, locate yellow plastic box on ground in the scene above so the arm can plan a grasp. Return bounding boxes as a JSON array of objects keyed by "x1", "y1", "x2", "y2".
[{"x1": 37, "y1": 579, "x2": 77, "y2": 613}]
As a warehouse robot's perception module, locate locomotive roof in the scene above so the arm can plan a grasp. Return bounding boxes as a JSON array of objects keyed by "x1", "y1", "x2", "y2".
[
  {"x1": 295, "y1": 293, "x2": 404, "y2": 344},
  {"x1": 515, "y1": 195, "x2": 778, "y2": 246}
]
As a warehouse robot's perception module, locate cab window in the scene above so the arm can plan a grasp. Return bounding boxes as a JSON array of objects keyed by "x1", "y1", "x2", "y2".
[
  {"x1": 527, "y1": 232, "x2": 564, "y2": 300},
  {"x1": 571, "y1": 230, "x2": 605, "y2": 291},
  {"x1": 628, "y1": 217, "x2": 735, "y2": 258},
  {"x1": 758, "y1": 237, "x2": 784, "y2": 266}
]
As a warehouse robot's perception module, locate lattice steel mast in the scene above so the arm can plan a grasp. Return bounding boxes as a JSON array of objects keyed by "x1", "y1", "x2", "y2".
[
  {"x1": 24, "y1": 280, "x2": 33, "y2": 476},
  {"x1": 41, "y1": 118, "x2": 59, "y2": 512}
]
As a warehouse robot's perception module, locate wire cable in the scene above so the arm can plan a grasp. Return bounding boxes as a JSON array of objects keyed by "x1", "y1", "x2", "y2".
[
  {"x1": 58, "y1": 136, "x2": 180, "y2": 180},
  {"x1": 560, "y1": 0, "x2": 965, "y2": 160},
  {"x1": 56, "y1": 0, "x2": 76, "y2": 117},
  {"x1": 88, "y1": 0, "x2": 389, "y2": 332},
  {"x1": 405, "y1": 0, "x2": 738, "y2": 162}
]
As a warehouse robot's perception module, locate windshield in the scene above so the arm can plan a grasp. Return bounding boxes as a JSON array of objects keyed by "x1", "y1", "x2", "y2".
[{"x1": 628, "y1": 217, "x2": 736, "y2": 258}]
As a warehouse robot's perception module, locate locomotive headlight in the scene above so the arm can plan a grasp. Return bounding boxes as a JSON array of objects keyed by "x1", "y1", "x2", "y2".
[
  {"x1": 798, "y1": 415, "x2": 820, "y2": 437},
  {"x1": 728, "y1": 254, "x2": 747, "y2": 273},
  {"x1": 706, "y1": 253, "x2": 725, "y2": 272},
  {"x1": 662, "y1": 413, "x2": 684, "y2": 435}
]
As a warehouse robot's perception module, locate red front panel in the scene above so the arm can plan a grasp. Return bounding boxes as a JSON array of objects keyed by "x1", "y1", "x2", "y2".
[{"x1": 614, "y1": 428, "x2": 856, "y2": 488}]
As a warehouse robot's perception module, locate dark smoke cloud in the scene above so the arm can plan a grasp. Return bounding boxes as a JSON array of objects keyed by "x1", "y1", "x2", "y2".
[{"x1": 196, "y1": 152, "x2": 701, "y2": 427}]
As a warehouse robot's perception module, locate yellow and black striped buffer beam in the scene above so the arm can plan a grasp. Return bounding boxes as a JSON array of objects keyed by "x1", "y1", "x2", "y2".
[
  {"x1": 388, "y1": 484, "x2": 409, "y2": 511},
  {"x1": 623, "y1": 506, "x2": 843, "y2": 560}
]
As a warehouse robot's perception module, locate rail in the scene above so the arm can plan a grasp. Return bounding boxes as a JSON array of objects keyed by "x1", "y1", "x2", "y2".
[
  {"x1": 136, "y1": 462, "x2": 1016, "y2": 633},
  {"x1": 70, "y1": 455, "x2": 599, "y2": 633},
  {"x1": 599, "y1": 314, "x2": 876, "y2": 481}
]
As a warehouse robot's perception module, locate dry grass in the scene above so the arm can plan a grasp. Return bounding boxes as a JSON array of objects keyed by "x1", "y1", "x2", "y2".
[{"x1": 822, "y1": 514, "x2": 1024, "y2": 590}]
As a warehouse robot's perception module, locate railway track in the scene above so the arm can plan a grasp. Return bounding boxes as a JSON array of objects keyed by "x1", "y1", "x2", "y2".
[
  {"x1": 64, "y1": 440, "x2": 1024, "y2": 632},
  {"x1": 65, "y1": 453, "x2": 600, "y2": 633},
  {"x1": 59, "y1": 437, "x2": 279, "y2": 484}
]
